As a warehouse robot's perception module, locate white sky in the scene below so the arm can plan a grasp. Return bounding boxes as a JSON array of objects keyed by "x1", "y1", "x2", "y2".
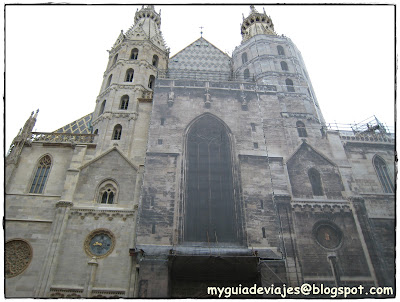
[{"x1": 4, "y1": 3, "x2": 395, "y2": 149}]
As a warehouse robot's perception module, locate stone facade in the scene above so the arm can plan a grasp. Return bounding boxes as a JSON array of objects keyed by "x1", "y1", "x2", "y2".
[{"x1": 5, "y1": 5, "x2": 395, "y2": 298}]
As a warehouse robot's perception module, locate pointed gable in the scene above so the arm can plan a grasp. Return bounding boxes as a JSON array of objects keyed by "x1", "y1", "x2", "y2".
[
  {"x1": 73, "y1": 148, "x2": 138, "y2": 205},
  {"x1": 286, "y1": 142, "x2": 344, "y2": 199},
  {"x1": 168, "y1": 37, "x2": 231, "y2": 80}
]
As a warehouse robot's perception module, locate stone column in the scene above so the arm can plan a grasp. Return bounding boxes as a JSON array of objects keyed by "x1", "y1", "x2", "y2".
[
  {"x1": 34, "y1": 201, "x2": 73, "y2": 297},
  {"x1": 274, "y1": 194, "x2": 302, "y2": 287},
  {"x1": 86, "y1": 257, "x2": 98, "y2": 298}
]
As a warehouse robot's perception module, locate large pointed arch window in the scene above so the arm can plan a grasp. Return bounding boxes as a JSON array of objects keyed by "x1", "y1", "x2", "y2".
[
  {"x1": 185, "y1": 114, "x2": 238, "y2": 243},
  {"x1": 308, "y1": 168, "x2": 324, "y2": 196},
  {"x1": 29, "y1": 155, "x2": 52, "y2": 194},
  {"x1": 373, "y1": 156, "x2": 394, "y2": 193}
]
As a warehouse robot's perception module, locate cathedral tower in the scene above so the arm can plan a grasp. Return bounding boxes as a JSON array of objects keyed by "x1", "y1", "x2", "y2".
[{"x1": 91, "y1": 5, "x2": 169, "y2": 161}]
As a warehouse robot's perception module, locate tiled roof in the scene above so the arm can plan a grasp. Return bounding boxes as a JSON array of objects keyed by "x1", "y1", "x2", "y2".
[{"x1": 53, "y1": 113, "x2": 93, "y2": 134}]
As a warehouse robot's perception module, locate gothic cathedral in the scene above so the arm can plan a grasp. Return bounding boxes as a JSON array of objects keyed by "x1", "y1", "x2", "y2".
[{"x1": 5, "y1": 6, "x2": 395, "y2": 298}]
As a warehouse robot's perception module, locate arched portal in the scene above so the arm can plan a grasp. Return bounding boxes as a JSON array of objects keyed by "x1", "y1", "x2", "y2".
[{"x1": 184, "y1": 114, "x2": 238, "y2": 243}]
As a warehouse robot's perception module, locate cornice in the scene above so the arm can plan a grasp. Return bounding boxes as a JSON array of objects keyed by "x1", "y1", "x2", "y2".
[
  {"x1": 292, "y1": 201, "x2": 351, "y2": 213},
  {"x1": 70, "y1": 207, "x2": 137, "y2": 221},
  {"x1": 91, "y1": 112, "x2": 138, "y2": 126}
]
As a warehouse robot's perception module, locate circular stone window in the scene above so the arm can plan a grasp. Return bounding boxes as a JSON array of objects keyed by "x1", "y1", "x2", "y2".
[
  {"x1": 314, "y1": 223, "x2": 343, "y2": 250},
  {"x1": 5, "y1": 239, "x2": 33, "y2": 278},
  {"x1": 84, "y1": 229, "x2": 115, "y2": 258}
]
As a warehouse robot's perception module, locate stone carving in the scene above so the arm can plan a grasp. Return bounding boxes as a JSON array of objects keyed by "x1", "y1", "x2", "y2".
[
  {"x1": 5, "y1": 239, "x2": 33, "y2": 278},
  {"x1": 30, "y1": 132, "x2": 95, "y2": 144}
]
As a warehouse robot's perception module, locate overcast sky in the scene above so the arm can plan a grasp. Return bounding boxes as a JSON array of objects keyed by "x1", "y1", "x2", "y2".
[{"x1": 4, "y1": 3, "x2": 395, "y2": 149}]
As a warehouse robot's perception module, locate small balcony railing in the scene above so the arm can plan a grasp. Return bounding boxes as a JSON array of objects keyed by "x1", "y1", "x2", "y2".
[{"x1": 30, "y1": 132, "x2": 96, "y2": 144}]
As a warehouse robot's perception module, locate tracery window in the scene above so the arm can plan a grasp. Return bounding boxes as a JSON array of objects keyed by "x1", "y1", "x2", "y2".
[
  {"x1": 286, "y1": 78, "x2": 295, "y2": 92},
  {"x1": 296, "y1": 121, "x2": 307, "y2": 137},
  {"x1": 308, "y1": 168, "x2": 324, "y2": 196},
  {"x1": 98, "y1": 181, "x2": 118, "y2": 204},
  {"x1": 242, "y1": 52, "x2": 248, "y2": 64},
  {"x1": 125, "y1": 69, "x2": 134, "y2": 82},
  {"x1": 373, "y1": 156, "x2": 394, "y2": 193},
  {"x1": 185, "y1": 114, "x2": 238, "y2": 243},
  {"x1": 112, "y1": 124, "x2": 122, "y2": 140},
  {"x1": 277, "y1": 45, "x2": 285, "y2": 55},
  {"x1": 29, "y1": 155, "x2": 52, "y2": 194},
  {"x1": 152, "y1": 55, "x2": 159, "y2": 67},
  {"x1": 130, "y1": 48, "x2": 139, "y2": 60},
  {"x1": 120, "y1": 95, "x2": 129, "y2": 110},
  {"x1": 5, "y1": 239, "x2": 33, "y2": 278},
  {"x1": 280, "y1": 61, "x2": 288, "y2": 71}
]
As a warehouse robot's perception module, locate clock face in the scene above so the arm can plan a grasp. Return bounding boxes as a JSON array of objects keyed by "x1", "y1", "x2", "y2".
[
  {"x1": 89, "y1": 234, "x2": 112, "y2": 256},
  {"x1": 84, "y1": 229, "x2": 115, "y2": 258},
  {"x1": 315, "y1": 224, "x2": 342, "y2": 250}
]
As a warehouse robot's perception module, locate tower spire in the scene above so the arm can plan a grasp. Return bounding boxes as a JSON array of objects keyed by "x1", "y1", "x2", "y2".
[{"x1": 240, "y1": 5, "x2": 276, "y2": 42}]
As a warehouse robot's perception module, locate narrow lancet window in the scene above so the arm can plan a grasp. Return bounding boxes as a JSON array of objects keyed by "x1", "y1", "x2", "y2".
[
  {"x1": 152, "y1": 55, "x2": 159, "y2": 67},
  {"x1": 242, "y1": 52, "x2": 248, "y2": 64},
  {"x1": 277, "y1": 45, "x2": 285, "y2": 55},
  {"x1": 148, "y1": 75, "x2": 155, "y2": 89},
  {"x1": 286, "y1": 78, "x2": 295, "y2": 92},
  {"x1": 130, "y1": 48, "x2": 139, "y2": 60},
  {"x1": 112, "y1": 54, "x2": 118, "y2": 65},
  {"x1": 244, "y1": 69, "x2": 250, "y2": 80},
  {"x1": 99, "y1": 100, "x2": 106, "y2": 115},
  {"x1": 125, "y1": 69, "x2": 134, "y2": 82},
  {"x1": 120, "y1": 95, "x2": 129, "y2": 110},
  {"x1": 373, "y1": 156, "x2": 394, "y2": 193},
  {"x1": 280, "y1": 61, "x2": 288, "y2": 71},
  {"x1": 106, "y1": 74, "x2": 113, "y2": 88},
  {"x1": 185, "y1": 114, "x2": 238, "y2": 243},
  {"x1": 296, "y1": 121, "x2": 307, "y2": 137},
  {"x1": 112, "y1": 124, "x2": 122, "y2": 140},
  {"x1": 308, "y1": 168, "x2": 324, "y2": 196}
]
